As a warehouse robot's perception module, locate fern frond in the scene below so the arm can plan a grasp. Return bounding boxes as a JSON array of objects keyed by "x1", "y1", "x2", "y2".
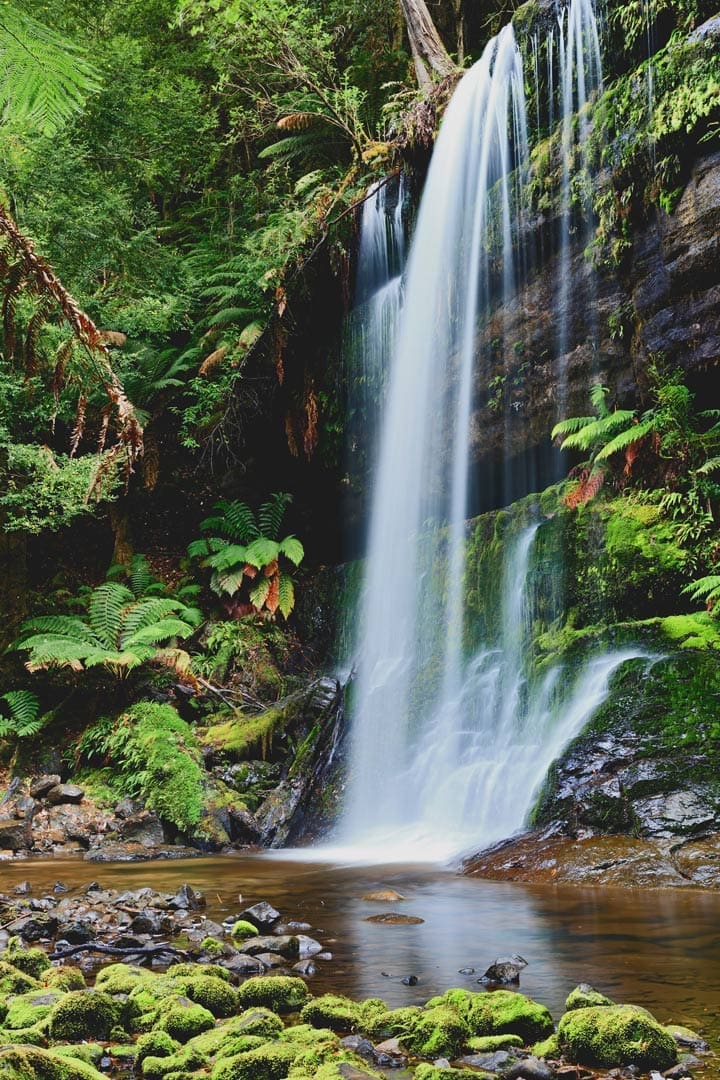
[
  {"x1": 14, "y1": 615, "x2": 91, "y2": 642},
  {"x1": 594, "y1": 418, "x2": 655, "y2": 462},
  {"x1": 249, "y1": 576, "x2": 271, "y2": 610},
  {"x1": 212, "y1": 567, "x2": 247, "y2": 596},
  {"x1": 125, "y1": 619, "x2": 196, "y2": 647},
  {"x1": 278, "y1": 535, "x2": 304, "y2": 567},
  {"x1": 551, "y1": 416, "x2": 595, "y2": 441},
  {"x1": 204, "y1": 307, "x2": 255, "y2": 329},
  {"x1": 696, "y1": 457, "x2": 720, "y2": 476},
  {"x1": 245, "y1": 537, "x2": 281, "y2": 569},
  {"x1": 0, "y1": 5, "x2": 101, "y2": 135},
  {"x1": 120, "y1": 598, "x2": 186, "y2": 638},
  {"x1": 681, "y1": 576, "x2": 720, "y2": 602},
  {"x1": 0, "y1": 690, "x2": 41, "y2": 736},
  {"x1": 204, "y1": 543, "x2": 249, "y2": 572},
  {"x1": 590, "y1": 383, "x2": 611, "y2": 418},
  {"x1": 277, "y1": 574, "x2": 295, "y2": 619},
  {"x1": 258, "y1": 492, "x2": 292, "y2": 539},
  {"x1": 221, "y1": 500, "x2": 260, "y2": 542},
  {"x1": 129, "y1": 554, "x2": 154, "y2": 598},
  {"x1": 88, "y1": 583, "x2": 133, "y2": 648},
  {"x1": 560, "y1": 410, "x2": 637, "y2": 453}
]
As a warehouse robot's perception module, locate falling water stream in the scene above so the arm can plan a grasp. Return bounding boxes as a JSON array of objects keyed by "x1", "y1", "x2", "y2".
[{"x1": 334, "y1": 3, "x2": 643, "y2": 862}]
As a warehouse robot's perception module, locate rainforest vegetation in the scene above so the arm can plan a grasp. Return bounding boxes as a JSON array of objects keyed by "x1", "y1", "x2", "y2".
[{"x1": 0, "y1": 0, "x2": 719, "y2": 862}]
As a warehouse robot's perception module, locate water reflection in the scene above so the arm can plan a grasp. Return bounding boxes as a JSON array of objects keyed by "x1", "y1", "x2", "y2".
[{"x1": 1, "y1": 854, "x2": 718, "y2": 1044}]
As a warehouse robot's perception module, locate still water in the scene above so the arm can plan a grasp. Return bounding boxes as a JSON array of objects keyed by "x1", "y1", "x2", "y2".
[{"x1": 2, "y1": 853, "x2": 719, "y2": 1048}]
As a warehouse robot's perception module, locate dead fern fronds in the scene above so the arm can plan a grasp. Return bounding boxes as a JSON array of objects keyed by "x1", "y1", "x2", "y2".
[
  {"x1": 198, "y1": 345, "x2": 226, "y2": 377},
  {"x1": 277, "y1": 112, "x2": 318, "y2": 132}
]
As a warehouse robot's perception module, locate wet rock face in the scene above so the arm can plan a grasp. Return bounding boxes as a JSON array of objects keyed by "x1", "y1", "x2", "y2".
[{"x1": 467, "y1": 151, "x2": 720, "y2": 481}]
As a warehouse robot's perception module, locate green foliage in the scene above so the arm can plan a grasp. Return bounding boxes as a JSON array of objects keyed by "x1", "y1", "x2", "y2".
[
  {"x1": 0, "y1": 444, "x2": 120, "y2": 534},
  {"x1": 76, "y1": 702, "x2": 205, "y2": 831},
  {"x1": 0, "y1": 690, "x2": 42, "y2": 738},
  {"x1": 190, "y1": 494, "x2": 303, "y2": 618},
  {"x1": 0, "y1": 4, "x2": 100, "y2": 135},
  {"x1": 11, "y1": 578, "x2": 202, "y2": 679}
]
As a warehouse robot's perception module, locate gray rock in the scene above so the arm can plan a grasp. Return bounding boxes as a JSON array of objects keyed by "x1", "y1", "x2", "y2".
[
  {"x1": 239, "y1": 900, "x2": 280, "y2": 932},
  {"x1": 46, "y1": 784, "x2": 84, "y2": 805},
  {"x1": 459, "y1": 1051, "x2": 515, "y2": 1072},
  {"x1": 168, "y1": 883, "x2": 205, "y2": 911},
  {"x1": 506, "y1": 1057, "x2": 556, "y2": 1080},
  {"x1": 292, "y1": 959, "x2": 316, "y2": 976},
  {"x1": 56, "y1": 921, "x2": 93, "y2": 944},
  {"x1": 221, "y1": 954, "x2": 265, "y2": 977},
  {"x1": 480, "y1": 955, "x2": 528, "y2": 984},
  {"x1": 253, "y1": 952, "x2": 286, "y2": 969},
  {"x1": 0, "y1": 820, "x2": 28, "y2": 851},
  {"x1": 7, "y1": 914, "x2": 58, "y2": 941},
  {"x1": 239, "y1": 934, "x2": 299, "y2": 958},
  {"x1": 118, "y1": 811, "x2": 164, "y2": 848},
  {"x1": 340, "y1": 1036, "x2": 374, "y2": 1057},
  {"x1": 29, "y1": 775, "x2": 61, "y2": 800},
  {"x1": 14, "y1": 881, "x2": 32, "y2": 895}
]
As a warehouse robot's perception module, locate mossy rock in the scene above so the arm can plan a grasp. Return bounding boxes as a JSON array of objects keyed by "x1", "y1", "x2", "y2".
[
  {"x1": 135, "y1": 1031, "x2": 181, "y2": 1067},
  {"x1": 0, "y1": 963, "x2": 40, "y2": 998},
  {"x1": 532, "y1": 1033, "x2": 560, "y2": 1058},
  {"x1": 157, "y1": 1003, "x2": 215, "y2": 1043},
  {"x1": 4, "y1": 940, "x2": 51, "y2": 981},
  {"x1": 565, "y1": 985, "x2": 615, "y2": 1011},
  {"x1": 414, "y1": 1066, "x2": 491, "y2": 1080},
  {"x1": 94, "y1": 965, "x2": 149, "y2": 996},
  {"x1": 467, "y1": 1033, "x2": 524, "y2": 1051},
  {"x1": 299, "y1": 995, "x2": 359, "y2": 1032},
  {"x1": 39, "y1": 971, "x2": 86, "y2": 993},
  {"x1": 0, "y1": 1045, "x2": 105, "y2": 1080},
  {"x1": 199, "y1": 938, "x2": 226, "y2": 957},
  {"x1": 174, "y1": 977, "x2": 239, "y2": 1018},
  {"x1": 230, "y1": 922, "x2": 258, "y2": 943},
  {"x1": 0, "y1": 1022, "x2": 49, "y2": 1048},
  {"x1": 169, "y1": 964, "x2": 231, "y2": 984},
  {"x1": 210, "y1": 1043, "x2": 297, "y2": 1080},
  {"x1": 50, "y1": 1046, "x2": 104, "y2": 1067},
  {"x1": 4, "y1": 992, "x2": 62, "y2": 1031},
  {"x1": 558, "y1": 1004, "x2": 678, "y2": 1070},
  {"x1": 141, "y1": 1045, "x2": 207, "y2": 1079},
  {"x1": 366, "y1": 1004, "x2": 469, "y2": 1058},
  {"x1": 48, "y1": 991, "x2": 120, "y2": 1043},
  {"x1": 235, "y1": 977, "x2": 309, "y2": 1013},
  {"x1": 663, "y1": 1023, "x2": 709, "y2": 1051},
  {"x1": 427, "y1": 989, "x2": 554, "y2": 1044}
]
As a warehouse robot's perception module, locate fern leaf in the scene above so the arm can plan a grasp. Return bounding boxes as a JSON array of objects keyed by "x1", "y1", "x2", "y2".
[
  {"x1": 204, "y1": 307, "x2": 256, "y2": 329},
  {"x1": 125, "y1": 619, "x2": 196, "y2": 647},
  {"x1": 594, "y1": 418, "x2": 655, "y2": 462},
  {"x1": 0, "y1": 5, "x2": 100, "y2": 136},
  {"x1": 590, "y1": 383, "x2": 611, "y2": 418},
  {"x1": 560, "y1": 410, "x2": 637, "y2": 453},
  {"x1": 681, "y1": 576, "x2": 720, "y2": 602},
  {"x1": 245, "y1": 537, "x2": 281, "y2": 569},
  {"x1": 249, "y1": 576, "x2": 271, "y2": 611},
  {"x1": 258, "y1": 492, "x2": 292, "y2": 539},
  {"x1": 278, "y1": 535, "x2": 304, "y2": 567},
  {"x1": 14, "y1": 615, "x2": 91, "y2": 642},
  {"x1": 120, "y1": 597, "x2": 185, "y2": 638},
  {"x1": 212, "y1": 567, "x2": 247, "y2": 596},
  {"x1": 696, "y1": 457, "x2": 720, "y2": 476},
  {"x1": 222, "y1": 500, "x2": 260, "y2": 542},
  {"x1": 88, "y1": 583, "x2": 133, "y2": 649},
  {"x1": 204, "y1": 544, "x2": 249, "y2": 572},
  {"x1": 551, "y1": 416, "x2": 595, "y2": 441},
  {"x1": 0, "y1": 690, "x2": 41, "y2": 735},
  {"x1": 129, "y1": 554, "x2": 153, "y2": 598},
  {"x1": 277, "y1": 574, "x2": 296, "y2": 619}
]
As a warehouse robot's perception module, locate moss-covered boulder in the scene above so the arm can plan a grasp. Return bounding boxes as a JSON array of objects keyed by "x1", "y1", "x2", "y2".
[
  {"x1": 39, "y1": 971, "x2": 86, "y2": 993},
  {"x1": 48, "y1": 991, "x2": 120, "y2": 1043},
  {"x1": 532, "y1": 1033, "x2": 560, "y2": 1058},
  {"x1": 364, "y1": 1004, "x2": 469, "y2": 1057},
  {"x1": 4, "y1": 939, "x2": 51, "y2": 981},
  {"x1": 4, "y1": 992, "x2": 62, "y2": 1031},
  {"x1": 235, "y1": 977, "x2": 309, "y2": 1013},
  {"x1": 210, "y1": 1042, "x2": 297, "y2": 1080},
  {"x1": 427, "y1": 989, "x2": 554, "y2": 1044},
  {"x1": 141, "y1": 1045, "x2": 207, "y2": 1079},
  {"x1": 135, "y1": 1031, "x2": 181, "y2": 1067},
  {"x1": 0, "y1": 1045, "x2": 105, "y2": 1080},
  {"x1": 170, "y1": 964, "x2": 231, "y2": 984},
  {"x1": 565, "y1": 985, "x2": 614, "y2": 1011},
  {"x1": 175, "y1": 977, "x2": 239, "y2": 1019},
  {"x1": 94, "y1": 965, "x2": 149, "y2": 996},
  {"x1": 230, "y1": 922, "x2": 258, "y2": 943},
  {"x1": 467, "y1": 1033, "x2": 524, "y2": 1051},
  {"x1": 414, "y1": 1066, "x2": 488, "y2": 1080},
  {"x1": 157, "y1": 1003, "x2": 215, "y2": 1043},
  {"x1": 299, "y1": 995, "x2": 359, "y2": 1032},
  {"x1": 0, "y1": 963, "x2": 40, "y2": 998},
  {"x1": 558, "y1": 1004, "x2": 678, "y2": 1069}
]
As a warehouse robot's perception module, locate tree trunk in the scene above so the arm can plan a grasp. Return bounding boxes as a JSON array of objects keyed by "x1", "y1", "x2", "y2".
[
  {"x1": 109, "y1": 502, "x2": 133, "y2": 568},
  {"x1": 400, "y1": 0, "x2": 456, "y2": 89},
  {"x1": 451, "y1": 0, "x2": 465, "y2": 65}
]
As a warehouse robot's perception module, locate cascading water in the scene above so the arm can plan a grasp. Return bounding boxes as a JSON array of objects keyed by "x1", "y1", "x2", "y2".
[
  {"x1": 330, "y1": 3, "x2": 639, "y2": 863},
  {"x1": 556, "y1": 0, "x2": 603, "y2": 411}
]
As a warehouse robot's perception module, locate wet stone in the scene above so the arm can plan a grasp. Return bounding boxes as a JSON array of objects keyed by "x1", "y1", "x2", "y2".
[
  {"x1": 292, "y1": 959, "x2": 316, "y2": 976},
  {"x1": 239, "y1": 900, "x2": 281, "y2": 932},
  {"x1": 14, "y1": 881, "x2": 32, "y2": 895},
  {"x1": 168, "y1": 883, "x2": 205, "y2": 911},
  {"x1": 506, "y1": 1056, "x2": 556, "y2": 1080},
  {"x1": 46, "y1": 784, "x2": 84, "y2": 805},
  {"x1": 29, "y1": 775, "x2": 62, "y2": 799},
  {"x1": 340, "y1": 1036, "x2": 374, "y2": 1058}
]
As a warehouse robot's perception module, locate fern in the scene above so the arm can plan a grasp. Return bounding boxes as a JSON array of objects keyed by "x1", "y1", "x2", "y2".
[
  {"x1": 590, "y1": 383, "x2": 611, "y2": 418},
  {"x1": 594, "y1": 418, "x2": 656, "y2": 462},
  {"x1": 277, "y1": 574, "x2": 295, "y2": 619},
  {"x1": 258, "y1": 492, "x2": 292, "y2": 539},
  {"x1": 0, "y1": 5, "x2": 100, "y2": 135},
  {"x1": 88, "y1": 583, "x2": 132, "y2": 649},
  {"x1": 222, "y1": 500, "x2": 261, "y2": 542},
  {"x1": 279, "y1": 536, "x2": 304, "y2": 566},
  {"x1": 551, "y1": 416, "x2": 596, "y2": 441},
  {"x1": 682, "y1": 576, "x2": 720, "y2": 604},
  {"x1": 245, "y1": 537, "x2": 281, "y2": 569},
  {"x1": 0, "y1": 690, "x2": 42, "y2": 738},
  {"x1": 559, "y1": 410, "x2": 637, "y2": 453}
]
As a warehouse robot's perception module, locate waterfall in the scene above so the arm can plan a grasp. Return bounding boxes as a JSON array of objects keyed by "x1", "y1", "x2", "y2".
[
  {"x1": 330, "y1": 3, "x2": 635, "y2": 864},
  {"x1": 556, "y1": 0, "x2": 603, "y2": 412}
]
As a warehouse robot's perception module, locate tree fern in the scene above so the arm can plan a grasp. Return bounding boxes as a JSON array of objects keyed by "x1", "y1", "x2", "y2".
[
  {"x1": 558, "y1": 410, "x2": 637, "y2": 454},
  {"x1": 88, "y1": 583, "x2": 131, "y2": 650},
  {"x1": 279, "y1": 536, "x2": 304, "y2": 566},
  {"x1": 550, "y1": 415, "x2": 595, "y2": 441},
  {"x1": 0, "y1": 4, "x2": 100, "y2": 135},
  {"x1": 590, "y1": 383, "x2": 611, "y2": 418},
  {"x1": 594, "y1": 418, "x2": 657, "y2": 462},
  {"x1": 245, "y1": 537, "x2": 281, "y2": 569},
  {"x1": 682, "y1": 576, "x2": 720, "y2": 605},
  {"x1": 0, "y1": 690, "x2": 42, "y2": 738}
]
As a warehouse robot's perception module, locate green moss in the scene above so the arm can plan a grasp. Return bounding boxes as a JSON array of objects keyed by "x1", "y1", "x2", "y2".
[
  {"x1": 427, "y1": 989, "x2": 554, "y2": 1044},
  {"x1": 299, "y1": 995, "x2": 359, "y2": 1032},
  {"x1": 39, "y1": 971, "x2": 86, "y2": 993},
  {"x1": 565, "y1": 986, "x2": 615, "y2": 1011},
  {"x1": 141, "y1": 1045, "x2": 207, "y2": 1080},
  {"x1": 4, "y1": 992, "x2": 62, "y2": 1030},
  {"x1": 0, "y1": 1045, "x2": 106, "y2": 1080},
  {"x1": 135, "y1": 1031, "x2": 181, "y2": 1067},
  {"x1": 230, "y1": 922, "x2": 258, "y2": 942},
  {"x1": 532, "y1": 1033, "x2": 560, "y2": 1058},
  {"x1": 200, "y1": 938, "x2": 225, "y2": 956},
  {"x1": 363, "y1": 1004, "x2": 469, "y2": 1058},
  {"x1": 0, "y1": 1021, "x2": 49, "y2": 1047},
  {"x1": 169, "y1": 964, "x2": 231, "y2": 984},
  {"x1": 0, "y1": 962, "x2": 40, "y2": 997},
  {"x1": 4, "y1": 939, "x2": 51, "y2": 980},
  {"x1": 48, "y1": 990, "x2": 120, "y2": 1043},
  {"x1": 50, "y1": 1047, "x2": 104, "y2": 1068},
  {"x1": 235, "y1": 977, "x2": 309, "y2": 1013},
  {"x1": 558, "y1": 1004, "x2": 678, "y2": 1070},
  {"x1": 200, "y1": 708, "x2": 285, "y2": 763},
  {"x1": 414, "y1": 1067, "x2": 491, "y2": 1080},
  {"x1": 158, "y1": 1003, "x2": 215, "y2": 1043},
  {"x1": 210, "y1": 1043, "x2": 297, "y2": 1080},
  {"x1": 467, "y1": 1034, "x2": 524, "y2": 1051},
  {"x1": 173, "y1": 977, "x2": 238, "y2": 1019},
  {"x1": 94, "y1": 964, "x2": 149, "y2": 996}
]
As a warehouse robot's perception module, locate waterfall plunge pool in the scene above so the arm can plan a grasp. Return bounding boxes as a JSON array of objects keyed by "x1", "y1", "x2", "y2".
[{"x1": 3, "y1": 852, "x2": 720, "y2": 1049}]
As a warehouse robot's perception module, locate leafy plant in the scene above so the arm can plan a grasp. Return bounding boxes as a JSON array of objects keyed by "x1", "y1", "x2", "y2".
[
  {"x1": 75, "y1": 703, "x2": 205, "y2": 832},
  {"x1": 10, "y1": 581, "x2": 202, "y2": 680},
  {"x1": 189, "y1": 492, "x2": 303, "y2": 618},
  {"x1": 0, "y1": 691, "x2": 43, "y2": 738}
]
